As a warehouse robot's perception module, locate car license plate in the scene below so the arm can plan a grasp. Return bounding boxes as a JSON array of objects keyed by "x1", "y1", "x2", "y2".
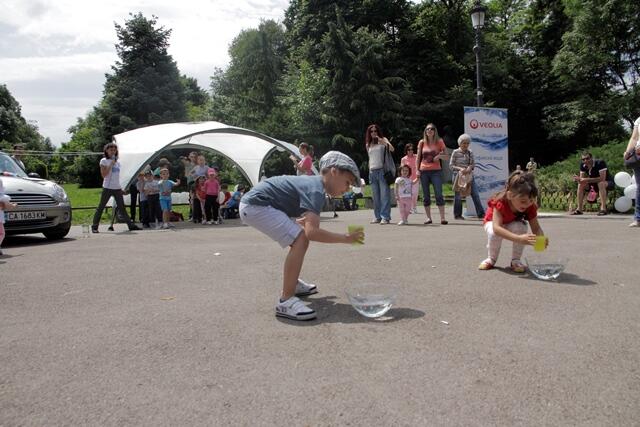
[{"x1": 8, "y1": 211, "x2": 47, "y2": 221}]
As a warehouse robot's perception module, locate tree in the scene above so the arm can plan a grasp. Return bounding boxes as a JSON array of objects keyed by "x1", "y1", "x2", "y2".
[
  {"x1": 546, "y1": 0, "x2": 637, "y2": 145},
  {"x1": 319, "y1": 6, "x2": 410, "y2": 163},
  {"x1": 55, "y1": 111, "x2": 105, "y2": 187},
  {"x1": 181, "y1": 75, "x2": 210, "y2": 121},
  {"x1": 0, "y1": 84, "x2": 54, "y2": 175},
  {"x1": 98, "y1": 13, "x2": 187, "y2": 141},
  {"x1": 209, "y1": 20, "x2": 286, "y2": 132}
]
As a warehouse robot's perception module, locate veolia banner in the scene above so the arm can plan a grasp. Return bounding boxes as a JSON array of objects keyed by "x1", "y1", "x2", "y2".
[{"x1": 463, "y1": 106, "x2": 509, "y2": 215}]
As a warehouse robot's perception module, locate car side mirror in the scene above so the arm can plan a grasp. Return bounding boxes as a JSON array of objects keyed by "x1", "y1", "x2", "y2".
[{"x1": 28, "y1": 172, "x2": 41, "y2": 178}]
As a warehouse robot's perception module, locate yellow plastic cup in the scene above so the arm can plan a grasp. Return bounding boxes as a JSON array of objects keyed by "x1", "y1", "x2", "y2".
[
  {"x1": 534, "y1": 235, "x2": 547, "y2": 252},
  {"x1": 348, "y1": 225, "x2": 365, "y2": 245}
]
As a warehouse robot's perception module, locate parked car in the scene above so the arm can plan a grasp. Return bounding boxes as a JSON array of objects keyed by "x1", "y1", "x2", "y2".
[{"x1": 1, "y1": 151, "x2": 72, "y2": 240}]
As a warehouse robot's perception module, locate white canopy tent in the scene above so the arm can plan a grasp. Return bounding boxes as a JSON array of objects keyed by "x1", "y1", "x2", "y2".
[{"x1": 113, "y1": 121, "x2": 315, "y2": 189}]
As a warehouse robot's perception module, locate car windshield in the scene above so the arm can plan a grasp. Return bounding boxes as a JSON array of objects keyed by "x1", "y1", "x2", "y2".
[{"x1": 0, "y1": 152, "x2": 28, "y2": 178}]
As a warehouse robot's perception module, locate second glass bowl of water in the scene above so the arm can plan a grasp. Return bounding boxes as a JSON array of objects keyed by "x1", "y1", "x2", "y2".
[{"x1": 345, "y1": 284, "x2": 396, "y2": 318}]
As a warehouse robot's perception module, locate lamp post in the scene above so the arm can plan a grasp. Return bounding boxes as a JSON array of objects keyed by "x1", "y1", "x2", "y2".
[{"x1": 470, "y1": 0, "x2": 487, "y2": 107}]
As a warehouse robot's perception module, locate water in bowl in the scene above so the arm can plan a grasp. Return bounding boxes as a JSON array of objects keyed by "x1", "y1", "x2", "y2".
[
  {"x1": 528, "y1": 263, "x2": 564, "y2": 280},
  {"x1": 345, "y1": 285, "x2": 396, "y2": 318},
  {"x1": 349, "y1": 296, "x2": 394, "y2": 318}
]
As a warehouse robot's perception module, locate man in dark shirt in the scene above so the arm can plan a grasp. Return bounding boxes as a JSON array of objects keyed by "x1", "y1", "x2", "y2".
[{"x1": 571, "y1": 152, "x2": 614, "y2": 215}]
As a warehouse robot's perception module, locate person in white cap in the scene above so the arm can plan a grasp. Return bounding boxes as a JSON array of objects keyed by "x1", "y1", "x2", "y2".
[
  {"x1": 0, "y1": 178, "x2": 18, "y2": 256},
  {"x1": 239, "y1": 151, "x2": 365, "y2": 321}
]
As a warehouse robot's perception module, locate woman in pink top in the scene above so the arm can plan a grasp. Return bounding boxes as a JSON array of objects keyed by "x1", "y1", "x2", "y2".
[
  {"x1": 416, "y1": 123, "x2": 449, "y2": 224},
  {"x1": 292, "y1": 142, "x2": 314, "y2": 176},
  {"x1": 400, "y1": 143, "x2": 419, "y2": 213}
]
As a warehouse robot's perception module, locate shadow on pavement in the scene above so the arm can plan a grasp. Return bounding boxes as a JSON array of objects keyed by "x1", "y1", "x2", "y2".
[
  {"x1": 518, "y1": 272, "x2": 597, "y2": 286},
  {"x1": 277, "y1": 295, "x2": 426, "y2": 326},
  {"x1": 3, "y1": 235, "x2": 71, "y2": 248}
]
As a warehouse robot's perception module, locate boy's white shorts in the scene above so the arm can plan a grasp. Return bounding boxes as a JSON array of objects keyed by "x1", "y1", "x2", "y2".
[{"x1": 239, "y1": 202, "x2": 303, "y2": 248}]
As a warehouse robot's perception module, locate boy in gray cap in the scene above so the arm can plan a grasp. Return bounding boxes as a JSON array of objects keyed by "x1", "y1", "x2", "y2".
[{"x1": 240, "y1": 151, "x2": 365, "y2": 321}]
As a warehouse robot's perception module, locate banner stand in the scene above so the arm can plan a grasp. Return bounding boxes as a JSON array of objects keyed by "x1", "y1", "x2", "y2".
[{"x1": 463, "y1": 107, "x2": 509, "y2": 216}]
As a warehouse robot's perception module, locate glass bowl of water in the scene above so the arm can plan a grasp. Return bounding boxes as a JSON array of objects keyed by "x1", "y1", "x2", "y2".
[
  {"x1": 345, "y1": 284, "x2": 396, "y2": 318},
  {"x1": 525, "y1": 255, "x2": 568, "y2": 281}
]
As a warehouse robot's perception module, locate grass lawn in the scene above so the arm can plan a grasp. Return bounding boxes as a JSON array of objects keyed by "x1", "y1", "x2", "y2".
[{"x1": 64, "y1": 184, "x2": 191, "y2": 225}]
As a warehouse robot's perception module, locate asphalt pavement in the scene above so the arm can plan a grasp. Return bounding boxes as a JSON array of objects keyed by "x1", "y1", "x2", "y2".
[{"x1": 1, "y1": 207, "x2": 638, "y2": 426}]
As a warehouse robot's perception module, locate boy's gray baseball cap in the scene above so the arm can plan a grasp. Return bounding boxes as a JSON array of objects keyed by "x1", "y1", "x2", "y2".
[{"x1": 319, "y1": 151, "x2": 361, "y2": 183}]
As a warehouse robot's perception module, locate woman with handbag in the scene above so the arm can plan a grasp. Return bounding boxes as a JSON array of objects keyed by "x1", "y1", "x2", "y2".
[
  {"x1": 365, "y1": 123, "x2": 394, "y2": 224},
  {"x1": 416, "y1": 123, "x2": 449, "y2": 224},
  {"x1": 624, "y1": 116, "x2": 640, "y2": 227},
  {"x1": 450, "y1": 133, "x2": 486, "y2": 220}
]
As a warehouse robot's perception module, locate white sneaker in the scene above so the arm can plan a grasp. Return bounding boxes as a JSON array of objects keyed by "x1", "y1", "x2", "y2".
[
  {"x1": 206, "y1": 220, "x2": 213, "y2": 225},
  {"x1": 275, "y1": 296, "x2": 316, "y2": 320},
  {"x1": 629, "y1": 221, "x2": 640, "y2": 228},
  {"x1": 213, "y1": 220, "x2": 219, "y2": 225},
  {"x1": 397, "y1": 220, "x2": 406, "y2": 225},
  {"x1": 411, "y1": 207, "x2": 418, "y2": 214},
  {"x1": 201, "y1": 220, "x2": 207, "y2": 225},
  {"x1": 167, "y1": 223, "x2": 175, "y2": 228},
  {"x1": 370, "y1": 218, "x2": 381, "y2": 224},
  {"x1": 162, "y1": 223, "x2": 170, "y2": 229},
  {"x1": 380, "y1": 219, "x2": 389, "y2": 225},
  {"x1": 295, "y1": 279, "x2": 318, "y2": 296}
]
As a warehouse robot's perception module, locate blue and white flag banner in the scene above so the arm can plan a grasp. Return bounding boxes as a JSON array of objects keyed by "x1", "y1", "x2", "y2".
[{"x1": 463, "y1": 106, "x2": 509, "y2": 216}]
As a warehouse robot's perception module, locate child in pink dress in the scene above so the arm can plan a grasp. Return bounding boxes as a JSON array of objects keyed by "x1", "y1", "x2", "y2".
[{"x1": 394, "y1": 165, "x2": 416, "y2": 225}]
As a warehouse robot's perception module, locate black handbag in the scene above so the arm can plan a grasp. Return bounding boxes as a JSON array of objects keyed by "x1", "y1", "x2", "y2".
[
  {"x1": 624, "y1": 151, "x2": 640, "y2": 169},
  {"x1": 383, "y1": 147, "x2": 396, "y2": 185}
]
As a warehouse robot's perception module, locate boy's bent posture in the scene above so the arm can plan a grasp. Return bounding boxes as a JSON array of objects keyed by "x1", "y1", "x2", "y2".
[{"x1": 239, "y1": 151, "x2": 364, "y2": 321}]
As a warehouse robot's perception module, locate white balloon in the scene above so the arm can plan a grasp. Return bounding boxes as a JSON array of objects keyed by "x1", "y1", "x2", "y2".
[
  {"x1": 614, "y1": 196, "x2": 633, "y2": 212},
  {"x1": 624, "y1": 184, "x2": 637, "y2": 200},
  {"x1": 614, "y1": 171, "x2": 632, "y2": 188}
]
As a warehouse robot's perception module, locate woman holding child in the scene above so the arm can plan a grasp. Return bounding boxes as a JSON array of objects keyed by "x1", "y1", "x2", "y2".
[
  {"x1": 365, "y1": 124, "x2": 394, "y2": 224},
  {"x1": 416, "y1": 123, "x2": 449, "y2": 225}
]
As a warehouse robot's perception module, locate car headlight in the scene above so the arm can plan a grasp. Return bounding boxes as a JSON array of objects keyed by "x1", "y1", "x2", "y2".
[{"x1": 52, "y1": 184, "x2": 69, "y2": 203}]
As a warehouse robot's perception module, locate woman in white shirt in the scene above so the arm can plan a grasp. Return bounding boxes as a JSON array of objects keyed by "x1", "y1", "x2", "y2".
[
  {"x1": 91, "y1": 142, "x2": 140, "y2": 233},
  {"x1": 365, "y1": 123, "x2": 394, "y2": 224},
  {"x1": 624, "y1": 117, "x2": 640, "y2": 227}
]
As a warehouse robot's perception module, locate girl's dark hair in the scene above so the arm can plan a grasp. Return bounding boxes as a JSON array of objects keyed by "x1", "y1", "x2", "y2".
[
  {"x1": 400, "y1": 164, "x2": 411, "y2": 175},
  {"x1": 493, "y1": 171, "x2": 538, "y2": 201},
  {"x1": 103, "y1": 142, "x2": 118, "y2": 158},
  {"x1": 404, "y1": 143, "x2": 414, "y2": 154},
  {"x1": 365, "y1": 124, "x2": 384, "y2": 146},
  {"x1": 299, "y1": 142, "x2": 314, "y2": 157}
]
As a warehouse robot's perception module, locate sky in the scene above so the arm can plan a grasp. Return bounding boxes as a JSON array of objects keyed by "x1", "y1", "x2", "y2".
[{"x1": 0, "y1": 0, "x2": 290, "y2": 146}]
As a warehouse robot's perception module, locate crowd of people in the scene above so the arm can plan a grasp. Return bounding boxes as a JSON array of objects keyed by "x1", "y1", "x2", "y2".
[
  {"x1": 89, "y1": 146, "x2": 247, "y2": 232},
  {"x1": 1, "y1": 119, "x2": 638, "y2": 322}
]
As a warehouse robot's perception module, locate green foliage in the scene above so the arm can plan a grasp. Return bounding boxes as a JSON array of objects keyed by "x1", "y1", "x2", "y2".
[
  {"x1": 545, "y1": 0, "x2": 638, "y2": 147},
  {"x1": 0, "y1": 84, "x2": 54, "y2": 175},
  {"x1": 209, "y1": 20, "x2": 285, "y2": 131}
]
